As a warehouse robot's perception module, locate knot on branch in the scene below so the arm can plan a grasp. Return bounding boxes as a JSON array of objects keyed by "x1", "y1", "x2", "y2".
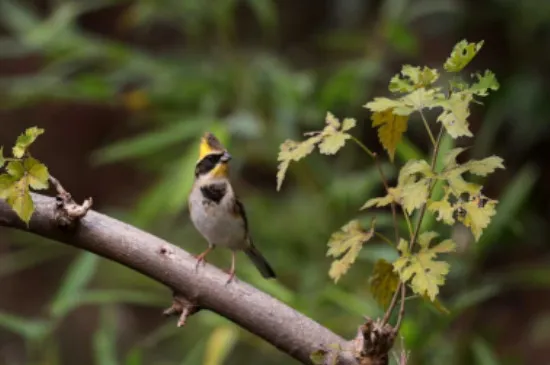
[
  {"x1": 352, "y1": 318, "x2": 397, "y2": 365},
  {"x1": 163, "y1": 292, "x2": 200, "y2": 327},
  {"x1": 50, "y1": 176, "x2": 92, "y2": 229}
]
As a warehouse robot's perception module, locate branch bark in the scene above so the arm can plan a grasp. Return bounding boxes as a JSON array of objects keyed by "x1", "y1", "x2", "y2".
[{"x1": 0, "y1": 193, "x2": 358, "y2": 365}]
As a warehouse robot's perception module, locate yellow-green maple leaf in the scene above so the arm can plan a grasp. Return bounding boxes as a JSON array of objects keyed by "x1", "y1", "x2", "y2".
[
  {"x1": 276, "y1": 113, "x2": 356, "y2": 191},
  {"x1": 371, "y1": 109, "x2": 408, "y2": 161},
  {"x1": 276, "y1": 138, "x2": 318, "y2": 191},
  {"x1": 444, "y1": 40, "x2": 484, "y2": 72},
  {"x1": 437, "y1": 92, "x2": 473, "y2": 138},
  {"x1": 369, "y1": 259, "x2": 399, "y2": 308},
  {"x1": 361, "y1": 159, "x2": 433, "y2": 215},
  {"x1": 441, "y1": 148, "x2": 504, "y2": 195},
  {"x1": 470, "y1": 70, "x2": 500, "y2": 96},
  {"x1": 459, "y1": 198, "x2": 497, "y2": 241},
  {"x1": 24, "y1": 157, "x2": 49, "y2": 190},
  {"x1": 360, "y1": 192, "x2": 397, "y2": 210},
  {"x1": 318, "y1": 114, "x2": 355, "y2": 155},
  {"x1": 389, "y1": 65, "x2": 439, "y2": 93},
  {"x1": 327, "y1": 219, "x2": 375, "y2": 283},
  {"x1": 12, "y1": 127, "x2": 45, "y2": 158},
  {"x1": 393, "y1": 234, "x2": 455, "y2": 301},
  {"x1": 6, "y1": 179, "x2": 34, "y2": 224},
  {"x1": 428, "y1": 199, "x2": 455, "y2": 225}
]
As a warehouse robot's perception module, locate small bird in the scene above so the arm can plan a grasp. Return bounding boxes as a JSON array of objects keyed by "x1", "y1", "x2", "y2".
[{"x1": 188, "y1": 132, "x2": 276, "y2": 283}]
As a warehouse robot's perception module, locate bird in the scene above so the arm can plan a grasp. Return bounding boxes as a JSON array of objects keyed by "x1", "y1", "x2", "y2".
[{"x1": 188, "y1": 132, "x2": 276, "y2": 283}]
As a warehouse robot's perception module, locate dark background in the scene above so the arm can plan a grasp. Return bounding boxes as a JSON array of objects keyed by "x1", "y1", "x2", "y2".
[{"x1": 1, "y1": 0, "x2": 550, "y2": 364}]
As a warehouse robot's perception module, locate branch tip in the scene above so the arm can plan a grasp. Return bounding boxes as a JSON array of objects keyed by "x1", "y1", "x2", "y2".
[
  {"x1": 163, "y1": 293, "x2": 200, "y2": 327},
  {"x1": 49, "y1": 176, "x2": 93, "y2": 228}
]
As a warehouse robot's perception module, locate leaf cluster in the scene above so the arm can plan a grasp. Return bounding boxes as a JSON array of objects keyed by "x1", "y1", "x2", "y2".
[
  {"x1": 277, "y1": 40, "x2": 505, "y2": 310},
  {"x1": 0, "y1": 127, "x2": 49, "y2": 224}
]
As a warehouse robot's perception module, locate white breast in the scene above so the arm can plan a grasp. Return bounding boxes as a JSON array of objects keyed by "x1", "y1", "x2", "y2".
[{"x1": 189, "y1": 180, "x2": 247, "y2": 250}]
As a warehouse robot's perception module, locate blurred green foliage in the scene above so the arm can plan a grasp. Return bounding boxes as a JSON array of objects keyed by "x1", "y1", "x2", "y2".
[{"x1": 1, "y1": 0, "x2": 550, "y2": 365}]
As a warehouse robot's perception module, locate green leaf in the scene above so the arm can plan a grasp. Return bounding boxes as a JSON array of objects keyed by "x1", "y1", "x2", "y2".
[
  {"x1": 437, "y1": 92, "x2": 473, "y2": 138},
  {"x1": 0, "y1": 174, "x2": 16, "y2": 199},
  {"x1": 369, "y1": 259, "x2": 399, "y2": 308},
  {"x1": 6, "y1": 179, "x2": 33, "y2": 224},
  {"x1": 6, "y1": 160, "x2": 24, "y2": 179},
  {"x1": 389, "y1": 65, "x2": 439, "y2": 93},
  {"x1": 12, "y1": 126, "x2": 44, "y2": 158},
  {"x1": 371, "y1": 109, "x2": 408, "y2": 161},
  {"x1": 444, "y1": 40, "x2": 484, "y2": 72},
  {"x1": 393, "y1": 234, "x2": 455, "y2": 301},
  {"x1": 0, "y1": 146, "x2": 5, "y2": 168},
  {"x1": 24, "y1": 157, "x2": 49, "y2": 190},
  {"x1": 470, "y1": 70, "x2": 500, "y2": 96},
  {"x1": 327, "y1": 219, "x2": 375, "y2": 283}
]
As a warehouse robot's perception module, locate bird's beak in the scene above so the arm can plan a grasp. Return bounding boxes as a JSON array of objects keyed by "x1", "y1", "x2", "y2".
[{"x1": 220, "y1": 151, "x2": 232, "y2": 162}]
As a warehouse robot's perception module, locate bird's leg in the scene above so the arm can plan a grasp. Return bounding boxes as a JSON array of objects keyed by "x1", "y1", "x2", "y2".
[
  {"x1": 195, "y1": 246, "x2": 213, "y2": 271},
  {"x1": 225, "y1": 251, "x2": 236, "y2": 284}
]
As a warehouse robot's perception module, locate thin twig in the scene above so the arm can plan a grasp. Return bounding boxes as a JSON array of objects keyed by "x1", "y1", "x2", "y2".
[
  {"x1": 408, "y1": 126, "x2": 444, "y2": 250},
  {"x1": 374, "y1": 232, "x2": 394, "y2": 247},
  {"x1": 419, "y1": 110, "x2": 436, "y2": 147},
  {"x1": 382, "y1": 282, "x2": 402, "y2": 325},
  {"x1": 350, "y1": 136, "x2": 375, "y2": 158},
  {"x1": 402, "y1": 209, "x2": 413, "y2": 239},
  {"x1": 395, "y1": 283, "x2": 406, "y2": 331}
]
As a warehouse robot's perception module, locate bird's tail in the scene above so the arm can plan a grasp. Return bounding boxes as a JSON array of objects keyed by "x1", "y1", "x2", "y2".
[{"x1": 244, "y1": 244, "x2": 276, "y2": 279}]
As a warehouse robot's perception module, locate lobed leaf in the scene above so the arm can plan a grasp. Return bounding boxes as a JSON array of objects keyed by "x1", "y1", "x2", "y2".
[
  {"x1": 470, "y1": 70, "x2": 500, "y2": 96},
  {"x1": 389, "y1": 65, "x2": 439, "y2": 93},
  {"x1": 371, "y1": 109, "x2": 408, "y2": 161},
  {"x1": 459, "y1": 198, "x2": 497, "y2": 241},
  {"x1": 360, "y1": 193, "x2": 395, "y2": 210},
  {"x1": 12, "y1": 127, "x2": 45, "y2": 158},
  {"x1": 369, "y1": 259, "x2": 399, "y2": 308},
  {"x1": 276, "y1": 113, "x2": 356, "y2": 191},
  {"x1": 393, "y1": 234, "x2": 455, "y2": 301},
  {"x1": 436, "y1": 92, "x2": 473, "y2": 138},
  {"x1": 444, "y1": 40, "x2": 484, "y2": 72},
  {"x1": 24, "y1": 157, "x2": 49, "y2": 190},
  {"x1": 327, "y1": 219, "x2": 375, "y2": 283}
]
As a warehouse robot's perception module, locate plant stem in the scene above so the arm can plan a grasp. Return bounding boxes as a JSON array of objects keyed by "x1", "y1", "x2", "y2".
[
  {"x1": 382, "y1": 126, "x2": 445, "y2": 327},
  {"x1": 402, "y1": 209, "x2": 413, "y2": 239},
  {"x1": 419, "y1": 110, "x2": 436, "y2": 147},
  {"x1": 408, "y1": 126, "x2": 444, "y2": 250},
  {"x1": 351, "y1": 136, "x2": 375, "y2": 158},
  {"x1": 375, "y1": 232, "x2": 394, "y2": 247}
]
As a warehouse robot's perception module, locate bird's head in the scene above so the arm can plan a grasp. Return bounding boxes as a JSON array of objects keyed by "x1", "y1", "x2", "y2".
[{"x1": 195, "y1": 132, "x2": 232, "y2": 179}]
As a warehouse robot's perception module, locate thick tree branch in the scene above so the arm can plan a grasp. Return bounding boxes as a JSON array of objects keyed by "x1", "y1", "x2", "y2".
[{"x1": 0, "y1": 193, "x2": 358, "y2": 365}]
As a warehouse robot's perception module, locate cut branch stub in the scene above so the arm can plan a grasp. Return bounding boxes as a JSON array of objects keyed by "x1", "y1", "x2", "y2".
[
  {"x1": 352, "y1": 318, "x2": 397, "y2": 365},
  {"x1": 50, "y1": 176, "x2": 93, "y2": 229},
  {"x1": 163, "y1": 292, "x2": 201, "y2": 327}
]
